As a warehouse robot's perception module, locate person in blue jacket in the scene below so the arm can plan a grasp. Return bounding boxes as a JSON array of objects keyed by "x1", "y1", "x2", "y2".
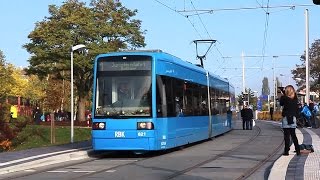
[{"x1": 301, "y1": 103, "x2": 312, "y2": 128}]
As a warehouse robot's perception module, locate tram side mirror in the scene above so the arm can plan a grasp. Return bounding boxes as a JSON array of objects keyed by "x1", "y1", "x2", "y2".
[{"x1": 313, "y1": 0, "x2": 320, "y2": 5}]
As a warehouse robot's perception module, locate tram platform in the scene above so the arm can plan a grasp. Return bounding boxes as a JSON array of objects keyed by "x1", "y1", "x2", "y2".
[
  {"x1": 0, "y1": 119, "x2": 320, "y2": 179},
  {"x1": 265, "y1": 120, "x2": 320, "y2": 180}
]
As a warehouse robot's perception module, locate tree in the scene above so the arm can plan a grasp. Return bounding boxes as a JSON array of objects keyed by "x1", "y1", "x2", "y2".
[
  {"x1": 247, "y1": 88, "x2": 256, "y2": 108},
  {"x1": 261, "y1": 77, "x2": 270, "y2": 95},
  {"x1": 42, "y1": 76, "x2": 69, "y2": 112},
  {"x1": 24, "y1": 0, "x2": 146, "y2": 121},
  {"x1": 23, "y1": 74, "x2": 47, "y2": 107},
  {"x1": 0, "y1": 50, "x2": 4, "y2": 65},
  {"x1": 0, "y1": 50, "x2": 14, "y2": 102},
  {"x1": 292, "y1": 39, "x2": 320, "y2": 92},
  {"x1": 237, "y1": 88, "x2": 255, "y2": 107},
  {"x1": 8, "y1": 67, "x2": 29, "y2": 98}
]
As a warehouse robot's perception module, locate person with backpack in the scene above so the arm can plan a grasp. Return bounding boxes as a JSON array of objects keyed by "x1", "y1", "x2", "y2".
[{"x1": 301, "y1": 103, "x2": 312, "y2": 128}]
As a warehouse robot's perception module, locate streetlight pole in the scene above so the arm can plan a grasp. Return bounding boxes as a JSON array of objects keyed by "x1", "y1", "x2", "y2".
[
  {"x1": 253, "y1": 91, "x2": 259, "y2": 120},
  {"x1": 272, "y1": 56, "x2": 278, "y2": 110},
  {"x1": 242, "y1": 51, "x2": 245, "y2": 94},
  {"x1": 305, "y1": 9, "x2": 310, "y2": 105},
  {"x1": 70, "y1": 44, "x2": 87, "y2": 143}
]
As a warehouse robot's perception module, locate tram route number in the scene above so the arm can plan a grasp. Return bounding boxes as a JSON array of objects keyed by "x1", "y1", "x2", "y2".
[
  {"x1": 115, "y1": 131, "x2": 125, "y2": 138},
  {"x1": 137, "y1": 131, "x2": 146, "y2": 137}
]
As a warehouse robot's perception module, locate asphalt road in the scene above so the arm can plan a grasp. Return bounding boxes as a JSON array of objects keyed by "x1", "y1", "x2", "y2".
[{"x1": 1, "y1": 120, "x2": 284, "y2": 180}]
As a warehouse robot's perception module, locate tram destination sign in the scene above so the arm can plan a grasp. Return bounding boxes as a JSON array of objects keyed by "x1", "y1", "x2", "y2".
[{"x1": 99, "y1": 60, "x2": 151, "y2": 71}]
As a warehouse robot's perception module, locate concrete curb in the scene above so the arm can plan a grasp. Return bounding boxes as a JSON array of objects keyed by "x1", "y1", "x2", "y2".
[{"x1": 0, "y1": 149, "x2": 91, "y2": 175}]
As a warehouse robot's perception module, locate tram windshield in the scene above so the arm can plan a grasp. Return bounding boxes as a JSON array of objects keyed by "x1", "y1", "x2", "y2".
[{"x1": 94, "y1": 55, "x2": 152, "y2": 118}]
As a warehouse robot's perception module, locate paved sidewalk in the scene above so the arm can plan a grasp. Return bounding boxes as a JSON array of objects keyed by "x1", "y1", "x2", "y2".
[{"x1": 261, "y1": 120, "x2": 320, "y2": 180}]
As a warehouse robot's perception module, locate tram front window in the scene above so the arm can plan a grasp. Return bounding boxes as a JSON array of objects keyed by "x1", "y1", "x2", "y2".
[{"x1": 94, "y1": 56, "x2": 152, "y2": 118}]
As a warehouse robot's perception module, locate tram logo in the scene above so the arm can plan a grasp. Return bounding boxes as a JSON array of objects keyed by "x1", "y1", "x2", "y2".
[{"x1": 115, "y1": 131, "x2": 125, "y2": 138}]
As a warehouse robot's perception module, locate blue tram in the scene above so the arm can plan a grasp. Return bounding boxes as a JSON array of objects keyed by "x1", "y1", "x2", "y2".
[{"x1": 92, "y1": 50, "x2": 235, "y2": 151}]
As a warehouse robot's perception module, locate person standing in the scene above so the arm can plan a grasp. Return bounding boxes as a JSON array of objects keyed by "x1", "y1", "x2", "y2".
[
  {"x1": 33, "y1": 106, "x2": 42, "y2": 125},
  {"x1": 240, "y1": 106, "x2": 247, "y2": 130},
  {"x1": 246, "y1": 106, "x2": 254, "y2": 130},
  {"x1": 270, "y1": 107, "x2": 274, "y2": 120},
  {"x1": 279, "y1": 85, "x2": 300, "y2": 156},
  {"x1": 241, "y1": 105, "x2": 253, "y2": 130}
]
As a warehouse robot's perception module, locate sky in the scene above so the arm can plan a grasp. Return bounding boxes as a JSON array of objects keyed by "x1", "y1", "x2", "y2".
[{"x1": 0, "y1": 0, "x2": 319, "y2": 95}]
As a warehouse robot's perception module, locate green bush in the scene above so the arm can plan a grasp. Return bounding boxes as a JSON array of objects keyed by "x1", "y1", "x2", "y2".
[
  {"x1": 0, "y1": 103, "x2": 16, "y2": 151},
  {"x1": 13, "y1": 116, "x2": 31, "y2": 131},
  {"x1": 11, "y1": 125, "x2": 48, "y2": 150}
]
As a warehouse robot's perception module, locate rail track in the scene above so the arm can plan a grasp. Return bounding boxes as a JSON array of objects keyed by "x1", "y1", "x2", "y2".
[{"x1": 7, "y1": 122, "x2": 284, "y2": 180}]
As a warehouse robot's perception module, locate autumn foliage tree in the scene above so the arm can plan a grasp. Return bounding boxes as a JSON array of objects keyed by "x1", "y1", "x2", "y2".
[
  {"x1": 292, "y1": 39, "x2": 320, "y2": 92},
  {"x1": 24, "y1": 0, "x2": 146, "y2": 121},
  {"x1": 0, "y1": 50, "x2": 14, "y2": 102},
  {"x1": 0, "y1": 49, "x2": 49, "y2": 151},
  {"x1": 261, "y1": 77, "x2": 270, "y2": 96},
  {"x1": 0, "y1": 50, "x2": 14, "y2": 151}
]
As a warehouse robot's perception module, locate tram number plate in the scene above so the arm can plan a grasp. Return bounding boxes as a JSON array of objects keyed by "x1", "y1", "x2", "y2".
[
  {"x1": 115, "y1": 131, "x2": 125, "y2": 138},
  {"x1": 137, "y1": 132, "x2": 146, "y2": 137}
]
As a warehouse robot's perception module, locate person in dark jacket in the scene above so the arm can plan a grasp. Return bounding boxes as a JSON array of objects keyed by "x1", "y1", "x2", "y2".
[
  {"x1": 270, "y1": 107, "x2": 274, "y2": 120},
  {"x1": 279, "y1": 85, "x2": 300, "y2": 156},
  {"x1": 33, "y1": 106, "x2": 42, "y2": 125},
  {"x1": 241, "y1": 105, "x2": 253, "y2": 130}
]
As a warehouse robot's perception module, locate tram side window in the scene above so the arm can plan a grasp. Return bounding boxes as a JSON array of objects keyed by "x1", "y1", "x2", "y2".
[
  {"x1": 183, "y1": 82, "x2": 194, "y2": 116},
  {"x1": 156, "y1": 76, "x2": 184, "y2": 117},
  {"x1": 192, "y1": 84, "x2": 199, "y2": 116},
  {"x1": 216, "y1": 89, "x2": 229, "y2": 114},
  {"x1": 156, "y1": 75, "x2": 210, "y2": 117},
  {"x1": 217, "y1": 89, "x2": 224, "y2": 114},
  {"x1": 156, "y1": 75, "x2": 166, "y2": 117},
  {"x1": 173, "y1": 79, "x2": 184, "y2": 117},
  {"x1": 200, "y1": 85, "x2": 209, "y2": 116},
  {"x1": 165, "y1": 78, "x2": 175, "y2": 116},
  {"x1": 223, "y1": 91, "x2": 230, "y2": 113},
  {"x1": 188, "y1": 83, "x2": 200, "y2": 116},
  {"x1": 210, "y1": 87, "x2": 219, "y2": 115},
  {"x1": 156, "y1": 75, "x2": 175, "y2": 117}
]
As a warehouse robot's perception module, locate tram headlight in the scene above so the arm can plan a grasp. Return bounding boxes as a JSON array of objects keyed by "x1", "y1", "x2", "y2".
[
  {"x1": 137, "y1": 122, "x2": 154, "y2": 130},
  {"x1": 92, "y1": 122, "x2": 106, "y2": 130}
]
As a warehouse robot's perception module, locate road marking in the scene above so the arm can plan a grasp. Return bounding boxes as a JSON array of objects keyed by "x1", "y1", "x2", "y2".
[
  {"x1": 47, "y1": 170, "x2": 68, "y2": 173},
  {"x1": 109, "y1": 160, "x2": 138, "y2": 162},
  {"x1": 73, "y1": 170, "x2": 95, "y2": 173},
  {"x1": 106, "y1": 170, "x2": 116, "y2": 173},
  {"x1": 24, "y1": 169, "x2": 36, "y2": 172},
  {"x1": 268, "y1": 128, "x2": 303, "y2": 180}
]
